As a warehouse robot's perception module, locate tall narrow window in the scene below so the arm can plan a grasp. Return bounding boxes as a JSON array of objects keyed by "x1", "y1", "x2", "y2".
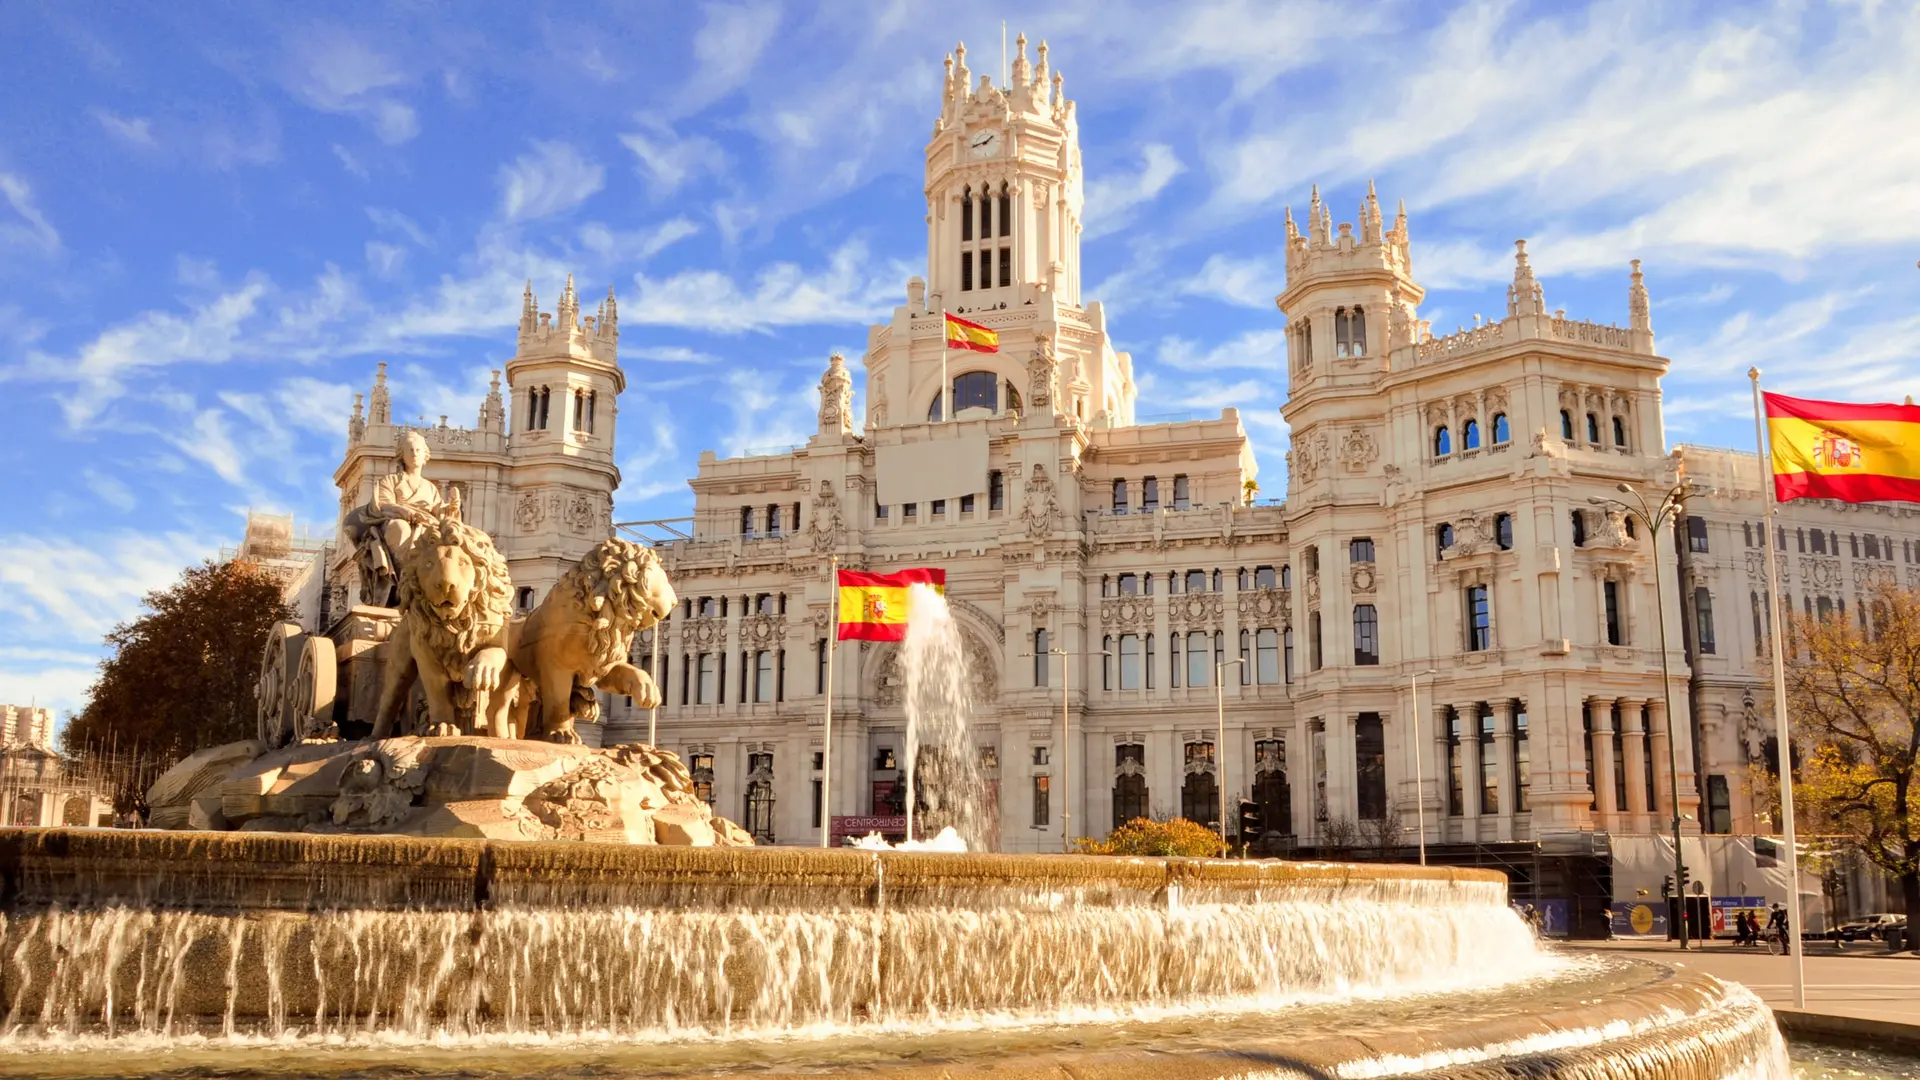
[
  {"x1": 1751, "y1": 592, "x2": 1765, "y2": 657},
  {"x1": 740, "y1": 506, "x2": 754, "y2": 539},
  {"x1": 960, "y1": 249, "x2": 973, "y2": 291},
  {"x1": 528, "y1": 388, "x2": 540, "y2": 430},
  {"x1": 1145, "y1": 633, "x2": 1156, "y2": 688},
  {"x1": 1033, "y1": 628, "x2": 1050, "y2": 687},
  {"x1": 1335, "y1": 307, "x2": 1353, "y2": 358},
  {"x1": 989, "y1": 470, "x2": 1005, "y2": 511},
  {"x1": 1170, "y1": 631, "x2": 1182, "y2": 687},
  {"x1": 1586, "y1": 412, "x2": 1601, "y2": 444},
  {"x1": 1705, "y1": 775, "x2": 1732, "y2": 834},
  {"x1": 1560, "y1": 409, "x2": 1575, "y2": 440},
  {"x1": 1102, "y1": 635, "x2": 1114, "y2": 691},
  {"x1": 997, "y1": 185, "x2": 1010, "y2": 237},
  {"x1": 1572, "y1": 510, "x2": 1587, "y2": 547},
  {"x1": 1112, "y1": 478, "x2": 1129, "y2": 514},
  {"x1": 980, "y1": 192, "x2": 991, "y2": 239},
  {"x1": 697, "y1": 653, "x2": 717, "y2": 705},
  {"x1": 1032, "y1": 775, "x2": 1050, "y2": 827},
  {"x1": 1604, "y1": 580, "x2": 1624, "y2": 645},
  {"x1": 1256, "y1": 627, "x2": 1280, "y2": 684},
  {"x1": 1119, "y1": 634, "x2": 1141, "y2": 690},
  {"x1": 1695, "y1": 588, "x2": 1716, "y2": 654},
  {"x1": 1514, "y1": 703, "x2": 1530, "y2": 813},
  {"x1": 1253, "y1": 739, "x2": 1290, "y2": 837},
  {"x1": 1493, "y1": 413, "x2": 1511, "y2": 443},
  {"x1": 767, "y1": 503, "x2": 782, "y2": 537},
  {"x1": 1446, "y1": 708, "x2": 1463, "y2": 816},
  {"x1": 816, "y1": 638, "x2": 828, "y2": 694},
  {"x1": 572, "y1": 389, "x2": 586, "y2": 430},
  {"x1": 1187, "y1": 632, "x2": 1211, "y2": 686},
  {"x1": 1350, "y1": 306, "x2": 1366, "y2": 356},
  {"x1": 1356, "y1": 713, "x2": 1386, "y2": 820},
  {"x1": 979, "y1": 250, "x2": 992, "y2": 292},
  {"x1": 1353, "y1": 605, "x2": 1379, "y2": 665},
  {"x1": 1466, "y1": 586, "x2": 1491, "y2": 651},
  {"x1": 1308, "y1": 612, "x2": 1323, "y2": 671},
  {"x1": 1463, "y1": 419, "x2": 1481, "y2": 450},
  {"x1": 1113, "y1": 744, "x2": 1148, "y2": 825},
  {"x1": 1142, "y1": 476, "x2": 1160, "y2": 511},
  {"x1": 1496, "y1": 513, "x2": 1514, "y2": 550},
  {"x1": 1612, "y1": 416, "x2": 1628, "y2": 448},
  {"x1": 1349, "y1": 537, "x2": 1375, "y2": 563},
  {"x1": 1686, "y1": 516, "x2": 1709, "y2": 553},
  {"x1": 1435, "y1": 426, "x2": 1452, "y2": 456},
  {"x1": 1172, "y1": 474, "x2": 1190, "y2": 509},
  {"x1": 755, "y1": 650, "x2": 775, "y2": 703},
  {"x1": 1437, "y1": 523, "x2": 1454, "y2": 560},
  {"x1": 587, "y1": 390, "x2": 597, "y2": 432},
  {"x1": 998, "y1": 246, "x2": 1011, "y2": 288},
  {"x1": 961, "y1": 187, "x2": 973, "y2": 241},
  {"x1": 1479, "y1": 707, "x2": 1498, "y2": 814}
]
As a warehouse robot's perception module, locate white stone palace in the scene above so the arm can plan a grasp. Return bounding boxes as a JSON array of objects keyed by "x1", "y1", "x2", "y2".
[{"x1": 294, "y1": 37, "x2": 1910, "y2": 923}]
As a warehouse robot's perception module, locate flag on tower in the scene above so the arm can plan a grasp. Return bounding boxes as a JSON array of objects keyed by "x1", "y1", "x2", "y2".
[
  {"x1": 943, "y1": 312, "x2": 999, "y2": 353},
  {"x1": 836, "y1": 568, "x2": 947, "y2": 641},
  {"x1": 1762, "y1": 392, "x2": 1920, "y2": 504}
]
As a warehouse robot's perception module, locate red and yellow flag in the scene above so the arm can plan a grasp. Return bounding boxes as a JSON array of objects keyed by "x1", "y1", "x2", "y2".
[
  {"x1": 837, "y1": 568, "x2": 946, "y2": 641},
  {"x1": 1764, "y1": 392, "x2": 1920, "y2": 504},
  {"x1": 943, "y1": 312, "x2": 999, "y2": 354}
]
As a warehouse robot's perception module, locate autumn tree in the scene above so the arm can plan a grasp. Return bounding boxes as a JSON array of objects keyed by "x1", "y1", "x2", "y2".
[
  {"x1": 61, "y1": 559, "x2": 292, "y2": 810},
  {"x1": 1076, "y1": 817, "x2": 1226, "y2": 857},
  {"x1": 1781, "y1": 580, "x2": 1920, "y2": 944}
]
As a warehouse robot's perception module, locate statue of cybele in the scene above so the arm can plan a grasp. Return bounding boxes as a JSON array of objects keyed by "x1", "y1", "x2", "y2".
[{"x1": 342, "y1": 429, "x2": 443, "y2": 607}]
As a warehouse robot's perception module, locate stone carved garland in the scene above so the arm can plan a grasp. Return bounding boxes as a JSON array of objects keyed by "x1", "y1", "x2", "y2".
[
  {"x1": 1027, "y1": 333, "x2": 1057, "y2": 411},
  {"x1": 1350, "y1": 563, "x2": 1376, "y2": 594},
  {"x1": 1338, "y1": 427, "x2": 1378, "y2": 472},
  {"x1": 808, "y1": 479, "x2": 844, "y2": 555},
  {"x1": 1169, "y1": 592, "x2": 1225, "y2": 630},
  {"x1": 1021, "y1": 464, "x2": 1060, "y2": 540},
  {"x1": 1290, "y1": 429, "x2": 1331, "y2": 484},
  {"x1": 1236, "y1": 588, "x2": 1292, "y2": 626}
]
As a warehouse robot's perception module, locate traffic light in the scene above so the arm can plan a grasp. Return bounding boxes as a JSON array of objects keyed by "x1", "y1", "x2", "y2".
[
  {"x1": 1237, "y1": 798, "x2": 1263, "y2": 841},
  {"x1": 1678, "y1": 866, "x2": 1692, "y2": 893},
  {"x1": 1661, "y1": 874, "x2": 1674, "y2": 899}
]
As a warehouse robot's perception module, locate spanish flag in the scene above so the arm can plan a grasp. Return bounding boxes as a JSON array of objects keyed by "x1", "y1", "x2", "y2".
[
  {"x1": 1764, "y1": 392, "x2": 1920, "y2": 504},
  {"x1": 837, "y1": 568, "x2": 946, "y2": 641},
  {"x1": 944, "y1": 312, "x2": 999, "y2": 353}
]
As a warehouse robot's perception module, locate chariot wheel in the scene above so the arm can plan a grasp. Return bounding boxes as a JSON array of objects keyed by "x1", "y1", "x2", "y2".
[
  {"x1": 256, "y1": 621, "x2": 304, "y2": 748},
  {"x1": 292, "y1": 635, "x2": 338, "y2": 742}
]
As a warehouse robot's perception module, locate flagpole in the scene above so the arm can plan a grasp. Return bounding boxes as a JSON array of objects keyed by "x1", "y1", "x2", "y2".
[
  {"x1": 1750, "y1": 367, "x2": 1808, "y2": 1009},
  {"x1": 942, "y1": 322, "x2": 951, "y2": 424},
  {"x1": 822, "y1": 554, "x2": 838, "y2": 848}
]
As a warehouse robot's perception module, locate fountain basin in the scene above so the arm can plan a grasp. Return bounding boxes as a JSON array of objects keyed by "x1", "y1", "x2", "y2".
[{"x1": 0, "y1": 828, "x2": 1786, "y2": 1078}]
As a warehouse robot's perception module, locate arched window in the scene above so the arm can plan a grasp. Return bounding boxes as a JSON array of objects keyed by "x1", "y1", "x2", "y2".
[
  {"x1": 1436, "y1": 523, "x2": 1454, "y2": 559},
  {"x1": 1572, "y1": 510, "x2": 1588, "y2": 547},
  {"x1": 961, "y1": 186, "x2": 974, "y2": 242},
  {"x1": 1612, "y1": 416, "x2": 1628, "y2": 448},
  {"x1": 929, "y1": 370, "x2": 999, "y2": 419},
  {"x1": 980, "y1": 188, "x2": 992, "y2": 239},
  {"x1": 1492, "y1": 413, "x2": 1510, "y2": 443},
  {"x1": 1585, "y1": 412, "x2": 1601, "y2": 444},
  {"x1": 1496, "y1": 512, "x2": 1514, "y2": 550},
  {"x1": 527, "y1": 388, "x2": 540, "y2": 430},
  {"x1": 1335, "y1": 307, "x2": 1352, "y2": 358},
  {"x1": 1434, "y1": 426, "x2": 1452, "y2": 456},
  {"x1": 997, "y1": 183, "x2": 1011, "y2": 238},
  {"x1": 1349, "y1": 305, "x2": 1366, "y2": 356},
  {"x1": 1113, "y1": 744, "x2": 1148, "y2": 825},
  {"x1": 1560, "y1": 409, "x2": 1574, "y2": 440},
  {"x1": 1463, "y1": 419, "x2": 1481, "y2": 450}
]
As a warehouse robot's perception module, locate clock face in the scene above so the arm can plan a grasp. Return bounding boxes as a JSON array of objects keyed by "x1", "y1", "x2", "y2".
[{"x1": 968, "y1": 130, "x2": 999, "y2": 158}]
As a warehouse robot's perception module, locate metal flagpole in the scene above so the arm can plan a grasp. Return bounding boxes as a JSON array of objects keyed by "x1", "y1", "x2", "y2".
[
  {"x1": 942, "y1": 327, "x2": 951, "y2": 424},
  {"x1": 822, "y1": 555, "x2": 839, "y2": 848},
  {"x1": 1749, "y1": 367, "x2": 1808, "y2": 1009}
]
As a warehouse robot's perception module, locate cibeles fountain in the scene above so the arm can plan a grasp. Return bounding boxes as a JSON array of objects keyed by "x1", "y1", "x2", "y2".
[{"x1": 0, "y1": 501, "x2": 1790, "y2": 1076}]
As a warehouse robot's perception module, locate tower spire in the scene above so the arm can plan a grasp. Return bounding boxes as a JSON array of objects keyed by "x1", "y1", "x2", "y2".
[
  {"x1": 1510, "y1": 239, "x2": 1542, "y2": 316},
  {"x1": 1362, "y1": 180, "x2": 1383, "y2": 243},
  {"x1": 1629, "y1": 259, "x2": 1652, "y2": 334}
]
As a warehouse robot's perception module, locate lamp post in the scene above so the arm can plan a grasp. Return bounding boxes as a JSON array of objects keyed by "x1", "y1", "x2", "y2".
[
  {"x1": 1215, "y1": 657, "x2": 1247, "y2": 848},
  {"x1": 1021, "y1": 644, "x2": 1101, "y2": 854},
  {"x1": 1408, "y1": 668, "x2": 1438, "y2": 867},
  {"x1": 1591, "y1": 478, "x2": 1693, "y2": 950}
]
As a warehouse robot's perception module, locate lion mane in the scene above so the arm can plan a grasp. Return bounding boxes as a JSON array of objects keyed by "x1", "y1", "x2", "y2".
[
  {"x1": 398, "y1": 514, "x2": 514, "y2": 669},
  {"x1": 561, "y1": 538, "x2": 665, "y2": 676}
]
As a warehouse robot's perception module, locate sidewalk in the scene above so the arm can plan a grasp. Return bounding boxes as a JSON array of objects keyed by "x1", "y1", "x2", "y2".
[{"x1": 1560, "y1": 939, "x2": 1920, "y2": 1050}]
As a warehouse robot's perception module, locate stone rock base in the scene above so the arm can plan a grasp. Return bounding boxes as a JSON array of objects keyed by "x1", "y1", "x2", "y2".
[{"x1": 145, "y1": 737, "x2": 751, "y2": 847}]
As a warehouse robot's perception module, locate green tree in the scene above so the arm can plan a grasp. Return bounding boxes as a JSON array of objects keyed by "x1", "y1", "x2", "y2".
[
  {"x1": 61, "y1": 559, "x2": 292, "y2": 811},
  {"x1": 1782, "y1": 581, "x2": 1920, "y2": 946}
]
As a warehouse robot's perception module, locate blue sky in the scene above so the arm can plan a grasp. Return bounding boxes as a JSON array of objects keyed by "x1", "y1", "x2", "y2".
[{"x1": 3, "y1": 0, "x2": 1918, "y2": 715}]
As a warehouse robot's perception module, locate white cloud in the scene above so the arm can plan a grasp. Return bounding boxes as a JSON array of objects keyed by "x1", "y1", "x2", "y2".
[
  {"x1": 1180, "y1": 254, "x2": 1281, "y2": 308},
  {"x1": 0, "y1": 531, "x2": 217, "y2": 639},
  {"x1": 90, "y1": 109, "x2": 155, "y2": 147},
  {"x1": 682, "y1": 2, "x2": 781, "y2": 115},
  {"x1": 620, "y1": 122, "x2": 728, "y2": 196},
  {"x1": 365, "y1": 240, "x2": 406, "y2": 277},
  {"x1": 366, "y1": 207, "x2": 432, "y2": 248},
  {"x1": 498, "y1": 141, "x2": 605, "y2": 222},
  {"x1": 1084, "y1": 144, "x2": 1184, "y2": 238},
  {"x1": 0, "y1": 172, "x2": 61, "y2": 254},
  {"x1": 625, "y1": 345, "x2": 722, "y2": 365},
  {"x1": 332, "y1": 143, "x2": 369, "y2": 180},
  {"x1": 82, "y1": 469, "x2": 136, "y2": 512},
  {"x1": 627, "y1": 240, "x2": 908, "y2": 333},
  {"x1": 1155, "y1": 328, "x2": 1290, "y2": 373},
  {"x1": 285, "y1": 32, "x2": 418, "y2": 144},
  {"x1": 578, "y1": 218, "x2": 700, "y2": 263}
]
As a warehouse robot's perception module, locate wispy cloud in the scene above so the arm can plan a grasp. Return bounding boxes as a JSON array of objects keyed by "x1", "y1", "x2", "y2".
[
  {"x1": 627, "y1": 240, "x2": 907, "y2": 333},
  {"x1": 0, "y1": 172, "x2": 61, "y2": 254},
  {"x1": 285, "y1": 31, "x2": 418, "y2": 144},
  {"x1": 620, "y1": 122, "x2": 728, "y2": 196},
  {"x1": 1084, "y1": 144, "x2": 1184, "y2": 239},
  {"x1": 89, "y1": 108, "x2": 156, "y2": 147},
  {"x1": 498, "y1": 141, "x2": 605, "y2": 222}
]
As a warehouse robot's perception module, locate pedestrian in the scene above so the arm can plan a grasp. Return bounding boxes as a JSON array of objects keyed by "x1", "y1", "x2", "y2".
[
  {"x1": 1766, "y1": 903, "x2": 1790, "y2": 954},
  {"x1": 1734, "y1": 910, "x2": 1751, "y2": 947}
]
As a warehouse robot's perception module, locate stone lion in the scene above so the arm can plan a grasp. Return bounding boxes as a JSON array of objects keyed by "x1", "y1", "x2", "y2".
[
  {"x1": 371, "y1": 501, "x2": 517, "y2": 740},
  {"x1": 508, "y1": 538, "x2": 676, "y2": 744}
]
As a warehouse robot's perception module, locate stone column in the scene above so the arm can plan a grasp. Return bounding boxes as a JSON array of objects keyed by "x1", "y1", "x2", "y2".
[
  {"x1": 1620, "y1": 700, "x2": 1650, "y2": 833},
  {"x1": 1589, "y1": 696, "x2": 1618, "y2": 831},
  {"x1": 1648, "y1": 698, "x2": 1675, "y2": 823},
  {"x1": 1434, "y1": 704, "x2": 1453, "y2": 841},
  {"x1": 1492, "y1": 700, "x2": 1516, "y2": 842},
  {"x1": 1459, "y1": 703, "x2": 1482, "y2": 834}
]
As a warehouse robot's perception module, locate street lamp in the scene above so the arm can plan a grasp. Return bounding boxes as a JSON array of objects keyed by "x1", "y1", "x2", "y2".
[
  {"x1": 1020, "y1": 645, "x2": 1108, "y2": 854},
  {"x1": 1591, "y1": 478, "x2": 1694, "y2": 950},
  {"x1": 1408, "y1": 668, "x2": 1438, "y2": 866},
  {"x1": 1215, "y1": 657, "x2": 1247, "y2": 848}
]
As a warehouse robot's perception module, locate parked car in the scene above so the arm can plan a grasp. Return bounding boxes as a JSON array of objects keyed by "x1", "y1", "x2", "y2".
[{"x1": 1835, "y1": 913, "x2": 1907, "y2": 941}]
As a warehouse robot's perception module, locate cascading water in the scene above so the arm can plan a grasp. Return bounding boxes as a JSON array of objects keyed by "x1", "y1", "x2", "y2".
[{"x1": 898, "y1": 583, "x2": 987, "y2": 850}]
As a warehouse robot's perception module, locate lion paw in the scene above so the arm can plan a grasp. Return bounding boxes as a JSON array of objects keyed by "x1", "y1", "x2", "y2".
[
  {"x1": 546, "y1": 726, "x2": 585, "y2": 746},
  {"x1": 427, "y1": 722, "x2": 463, "y2": 738}
]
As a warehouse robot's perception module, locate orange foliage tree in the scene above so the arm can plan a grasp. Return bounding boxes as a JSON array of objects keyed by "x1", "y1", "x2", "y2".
[
  {"x1": 1076, "y1": 817, "x2": 1226, "y2": 857},
  {"x1": 1781, "y1": 581, "x2": 1920, "y2": 941}
]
